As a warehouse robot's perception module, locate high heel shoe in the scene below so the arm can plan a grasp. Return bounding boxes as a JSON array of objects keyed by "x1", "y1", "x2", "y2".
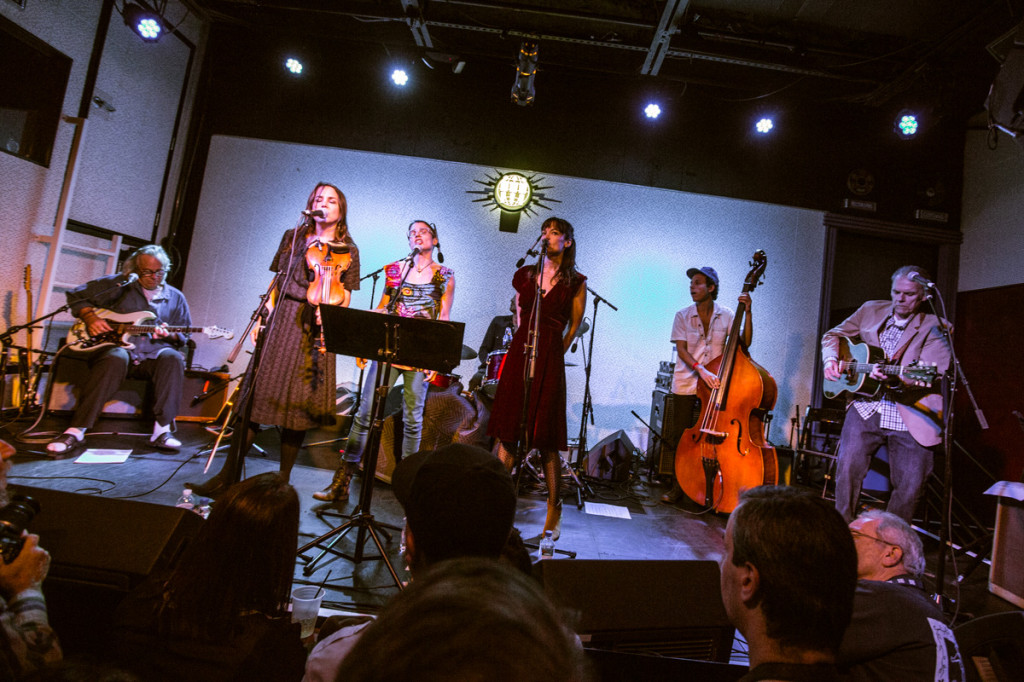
[
  {"x1": 543, "y1": 500, "x2": 563, "y2": 541},
  {"x1": 312, "y1": 464, "x2": 354, "y2": 502}
]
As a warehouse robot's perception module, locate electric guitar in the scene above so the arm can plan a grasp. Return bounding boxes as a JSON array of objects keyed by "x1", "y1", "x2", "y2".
[
  {"x1": 823, "y1": 336, "x2": 938, "y2": 399},
  {"x1": 66, "y1": 309, "x2": 233, "y2": 354}
]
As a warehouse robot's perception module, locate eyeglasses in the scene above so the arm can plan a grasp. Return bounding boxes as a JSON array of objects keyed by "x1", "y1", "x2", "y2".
[
  {"x1": 137, "y1": 268, "x2": 168, "y2": 277},
  {"x1": 850, "y1": 529, "x2": 897, "y2": 547}
]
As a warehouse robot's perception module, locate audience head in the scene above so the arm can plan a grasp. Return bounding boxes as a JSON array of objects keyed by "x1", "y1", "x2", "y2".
[
  {"x1": 721, "y1": 485, "x2": 857, "y2": 662},
  {"x1": 335, "y1": 557, "x2": 591, "y2": 682},
  {"x1": 392, "y1": 444, "x2": 516, "y2": 574},
  {"x1": 163, "y1": 473, "x2": 299, "y2": 638},
  {"x1": 850, "y1": 508, "x2": 925, "y2": 580}
]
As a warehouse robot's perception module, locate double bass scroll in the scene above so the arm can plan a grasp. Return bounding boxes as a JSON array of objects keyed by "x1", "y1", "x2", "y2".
[{"x1": 674, "y1": 250, "x2": 778, "y2": 514}]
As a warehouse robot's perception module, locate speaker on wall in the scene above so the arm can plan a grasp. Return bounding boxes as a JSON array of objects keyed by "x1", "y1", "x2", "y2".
[{"x1": 535, "y1": 559, "x2": 735, "y2": 663}]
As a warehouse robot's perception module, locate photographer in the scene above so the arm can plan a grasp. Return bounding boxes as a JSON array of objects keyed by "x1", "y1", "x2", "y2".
[{"x1": 0, "y1": 439, "x2": 62, "y2": 677}]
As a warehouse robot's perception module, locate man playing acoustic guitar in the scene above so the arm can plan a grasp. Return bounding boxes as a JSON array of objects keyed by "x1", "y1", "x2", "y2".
[
  {"x1": 47, "y1": 245, "x2": 191, "y2": 455},
  {"x1": 822, "y1": 265, "x2": 951, "y2": 523}
]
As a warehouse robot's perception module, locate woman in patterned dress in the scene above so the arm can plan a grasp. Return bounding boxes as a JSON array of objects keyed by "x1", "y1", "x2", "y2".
[{"x1": 190, "y1": 183, "x2": 359, "y2": 497}]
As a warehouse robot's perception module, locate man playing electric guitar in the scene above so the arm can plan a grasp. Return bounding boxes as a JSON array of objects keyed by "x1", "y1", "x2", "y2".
[
  {"x1": 46, "y1": 245, "x2": 192, "y2": 455},
  {"x1": 821, "y1": 265, "x2": 951, "y2": 523}
]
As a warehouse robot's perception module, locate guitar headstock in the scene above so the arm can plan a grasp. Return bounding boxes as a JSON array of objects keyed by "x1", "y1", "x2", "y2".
[
  {"x1": 207, "y1": 326, "x2": 235, "y2": 341},
  {"x1": 904, "y1": 360, "x2": 938, "y2": 387},
  {"x1": 743, "y1": 250, "x2": 767, "y2": 293}
]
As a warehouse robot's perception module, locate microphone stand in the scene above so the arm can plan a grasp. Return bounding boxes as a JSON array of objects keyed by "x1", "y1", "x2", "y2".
[
  {"x1": 512, "y1": 244, "x2": 546, "y2": 493},
  {"x1": 572, "y1": 286, "x2": 618, "y2": 497},
  {"x1": 921, "y1": 286, "x2": 988, "y2": 610}
]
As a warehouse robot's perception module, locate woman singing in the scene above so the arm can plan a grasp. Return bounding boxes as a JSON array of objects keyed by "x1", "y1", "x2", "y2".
[
  {"x1": 488, "y1": 217, "x2": 586, "y2": 540},
  {"x1": 190, "y1": 183, "x2": 359, "y2": 497},
  {"x1": 313, "y1": 220, "x2": 455, "y2": 502}
]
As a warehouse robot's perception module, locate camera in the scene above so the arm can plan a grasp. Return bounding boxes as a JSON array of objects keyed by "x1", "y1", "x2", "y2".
[{"x1": 0, "y1": 495, "x2": 40, "y2": 564}]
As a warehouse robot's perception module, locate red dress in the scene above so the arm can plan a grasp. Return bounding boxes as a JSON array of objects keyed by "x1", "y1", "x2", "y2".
[{"x1": 488, "y1": 266, "x2": 586, "y2": 451}]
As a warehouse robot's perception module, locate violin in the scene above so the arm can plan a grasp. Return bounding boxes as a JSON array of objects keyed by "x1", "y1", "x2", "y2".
[
  {"x1": 305, "y1": 239, "x2": 352, "y2": 307},
  {"x1": 305, "y1": 239, "x2": 352, "y2": 353}
]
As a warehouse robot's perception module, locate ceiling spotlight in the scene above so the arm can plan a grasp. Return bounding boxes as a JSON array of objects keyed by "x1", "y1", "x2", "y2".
[
  {"x1": 644, "y1": 103, "x2": 662, "y2": 119},
  {"x1": 123, "y1": 3, "x2": 163, "y2": 42},
  {"x1": 511, "y1": 42, "x2": 538, "y2": 106},
  {"x1": 895, "y1": 110, "x2": 919, "y2": 138},
  {"x1": 391, "y1": 69, "x2": 409, "y2": 86},
  {"x1": 285, "y1": 58, "x2": 303, "y2": 75},
  {"x1": 755, "y1": 117, "x2": 774, "y2": 134}
]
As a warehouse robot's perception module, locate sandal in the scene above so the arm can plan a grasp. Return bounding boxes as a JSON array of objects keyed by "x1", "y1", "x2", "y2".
[
  {"x1": 46, "y1": 432, "x2": 83, "y2": 456},
  {"x1": 150, "y1": 432, "x2": 182, "y2": 452}
]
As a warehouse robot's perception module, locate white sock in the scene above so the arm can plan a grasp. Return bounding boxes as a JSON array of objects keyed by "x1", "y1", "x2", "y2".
[
  {"x1": 66, "y1": 427, "x2": 86, "y2": 441},
  {"x1": 152, "y1": 422, "x2": 171, "y2": 440},
  {"x1": 47, "y1": 427, "x2": 85, "y2": 453}
]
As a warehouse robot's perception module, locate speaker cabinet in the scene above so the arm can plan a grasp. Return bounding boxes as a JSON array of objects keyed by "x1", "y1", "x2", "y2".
[
  {"x1": 649, "y1": 391, "x2": 699, "y2": 476},
  {"x1": 11, "y1": 485, "x2": 204, "y2": 655},
  {"x1": 535, "y1": 559, "x2": 734, "y2": 663},
  {"x1": 990, "y1": 494, "x2": 1024, "y2": 608}
]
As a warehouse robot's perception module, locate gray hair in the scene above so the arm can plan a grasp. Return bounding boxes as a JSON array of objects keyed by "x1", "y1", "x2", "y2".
[
  {"x1": 122, "y1": 244, "x2": 172, "y2": 277},
  {"x1": 858, "y1": 508, "x2": 926, "y2": 576}
]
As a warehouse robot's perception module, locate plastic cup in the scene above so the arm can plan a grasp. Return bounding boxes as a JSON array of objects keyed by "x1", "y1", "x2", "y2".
[{"x1": 291, "y1": 586, "x2": 323, "y2": 639}]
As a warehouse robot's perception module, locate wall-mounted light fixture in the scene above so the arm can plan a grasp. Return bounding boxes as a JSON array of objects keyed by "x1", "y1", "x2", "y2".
[{"x1": 468, "y1": 170, "x2": 559, "y2": 232}]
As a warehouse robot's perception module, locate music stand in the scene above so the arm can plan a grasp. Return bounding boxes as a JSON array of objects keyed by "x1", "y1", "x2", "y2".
[{"x1": 297, "y1": 305, "x2": 464, "y2": 588}]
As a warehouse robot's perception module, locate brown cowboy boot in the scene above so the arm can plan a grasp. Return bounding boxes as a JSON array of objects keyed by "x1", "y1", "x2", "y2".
[{"x1": 312, "y1": 462, "x2": 357, "y2": 502}]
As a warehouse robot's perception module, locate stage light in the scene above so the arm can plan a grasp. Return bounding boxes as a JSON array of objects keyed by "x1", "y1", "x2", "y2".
[
  {"x1": 285, "y1": 58, "x2": 303, "y2": 75},
  {"x1": 511, "y1": 42, "x2": 538, "y2": 106},
  {"x1": 644, "y1": 103, "x2": 662, "y2": 119},
  {"x1": 123, "y1": 3, "x2": 163, "y2": 42},
  {"x1": 755, "y1": 117, "x2": 774, "y2": 134},
  {"x1": 895, "y1": 110, "x2": 919, "y2": 138},
  {"x1": 391, "y1": 69, "x2": 409, "y2": 86}
]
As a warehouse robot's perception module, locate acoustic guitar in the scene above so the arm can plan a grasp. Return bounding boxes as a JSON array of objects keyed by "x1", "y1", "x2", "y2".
[{"x1": 823, "y1": 335, "x2": 938, "y2": 399}]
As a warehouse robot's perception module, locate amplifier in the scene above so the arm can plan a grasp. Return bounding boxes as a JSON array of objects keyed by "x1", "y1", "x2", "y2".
[{"x1": 648, "y1": 390, "x2": 699, "y2": 476}]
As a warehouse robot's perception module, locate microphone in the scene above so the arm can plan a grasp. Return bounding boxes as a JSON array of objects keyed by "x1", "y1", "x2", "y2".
[
  {"x1": 406, "y1": 247, "x2": 421, "y2": 261},
  {"x1": 516, "y1": 234, "x2": 544, "y2": 268},
  {"x1": 121, "y1": 273, "x2": 139, "y2": 286},
  {"x1": 907, "y1": 271, "x2": 935, "y2": 288},
  {"x1": 302, "y1": 209, "x2": 325, "y2": 218}
]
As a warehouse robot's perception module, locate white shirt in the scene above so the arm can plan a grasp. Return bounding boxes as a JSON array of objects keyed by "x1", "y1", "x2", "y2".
[{"x1": 670, "y1": 301, "x2": 735, "y2": 395}]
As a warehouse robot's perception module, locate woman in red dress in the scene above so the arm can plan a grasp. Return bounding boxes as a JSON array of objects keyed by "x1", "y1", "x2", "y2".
[{"x1": 488, "y1": 217, "x2": 586, "y2": 540}]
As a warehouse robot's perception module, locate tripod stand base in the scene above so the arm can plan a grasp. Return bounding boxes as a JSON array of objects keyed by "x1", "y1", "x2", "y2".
[{"x1": 298, "y1": 509, "x2": 405, "y2": 589}]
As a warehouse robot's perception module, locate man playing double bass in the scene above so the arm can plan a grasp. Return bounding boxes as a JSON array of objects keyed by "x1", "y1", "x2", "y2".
[
  {"x1": 822, "y1": 265, "x2": 951, "y2": 524},
  {"x1": 662, "y1": 266, "x2": 752, "y2": 504}
]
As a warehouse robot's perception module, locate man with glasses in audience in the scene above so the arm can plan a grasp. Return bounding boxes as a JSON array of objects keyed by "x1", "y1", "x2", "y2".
[
  {"x1": 838, "y1": 509, "x2": 964, "y2": 681},
  {"x1": 47, "y1": 245, "x2": 192, "y2": 455}
]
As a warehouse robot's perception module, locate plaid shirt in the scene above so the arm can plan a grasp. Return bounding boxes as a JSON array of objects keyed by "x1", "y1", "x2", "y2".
[{"x1": 853, "y1": 316, "x2": 909, "y2": 430}]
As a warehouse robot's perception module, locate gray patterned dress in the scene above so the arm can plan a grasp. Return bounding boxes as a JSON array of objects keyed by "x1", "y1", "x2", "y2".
[{"x1": 247, "y1": 228, "x2": 360, "y2": 430}]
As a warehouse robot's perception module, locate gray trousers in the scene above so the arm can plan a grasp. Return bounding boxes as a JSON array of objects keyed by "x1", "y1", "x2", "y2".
[{"x1": 69, "y1": 347, "x2": 185, "y2": 429}]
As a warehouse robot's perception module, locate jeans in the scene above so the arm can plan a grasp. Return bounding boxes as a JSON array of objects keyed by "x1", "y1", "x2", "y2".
[
  {"x1": 834, "y1": 409, "x2": 935, "y2": 523},
  {"x1": 342, "y1": 362, "x2": 428, "y2": 463}
]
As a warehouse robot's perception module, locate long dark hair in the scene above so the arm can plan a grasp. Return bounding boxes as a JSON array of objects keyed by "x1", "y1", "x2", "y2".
[
  {"x1": 538, "y1": 216, "x2": 581, "y2": 287},
  {"x1": 159, "y1": 473, "x2": 299, "y2": 640},
  {"x1": 299, "y1": 182, "x2": 349, "y2": 242}
]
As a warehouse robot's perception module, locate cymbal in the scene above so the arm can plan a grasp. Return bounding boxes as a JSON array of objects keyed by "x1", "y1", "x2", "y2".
[
  {"x1": 461, "y1": 344, "x2": 478, "y2": 360},
  {"x1": 574, "y1": 320, "x2": 590, "y2": 338}
]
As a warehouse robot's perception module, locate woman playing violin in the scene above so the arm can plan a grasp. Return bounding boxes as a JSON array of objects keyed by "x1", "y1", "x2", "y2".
[{"x1": 190, "y1": 183, "x2": 360, "y2": 497}]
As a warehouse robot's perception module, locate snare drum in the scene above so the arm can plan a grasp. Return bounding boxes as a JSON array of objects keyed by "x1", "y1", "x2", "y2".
[
  {"x1": 427, "y1": 372, "x2": 461, "y2": 390},
  {"x1": 482, "y1": 349, "x2": 508, "y2": 398}
]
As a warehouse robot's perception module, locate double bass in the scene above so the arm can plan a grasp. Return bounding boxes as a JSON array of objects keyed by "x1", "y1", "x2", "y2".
[{"x1": 674, "y1": 250, "x2": 778, "y2": 513}]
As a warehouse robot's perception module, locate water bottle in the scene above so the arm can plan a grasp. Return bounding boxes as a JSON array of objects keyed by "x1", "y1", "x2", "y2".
[
  {"x1": 539, "y1": 530, "x2": 555, "y2": 558},
  {"x1": 175, "y1": 488, "x2": 197, "y2": 511},
  {"x1": 502, "y1": 327, "x2": 514, "y2": 348}
]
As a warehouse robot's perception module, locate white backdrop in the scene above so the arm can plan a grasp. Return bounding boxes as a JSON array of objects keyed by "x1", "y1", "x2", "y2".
[{"x1": 184, "y1": 135, "x2": 826, "y2": 451}]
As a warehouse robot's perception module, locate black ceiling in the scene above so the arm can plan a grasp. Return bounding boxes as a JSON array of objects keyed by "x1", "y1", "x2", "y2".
[{"x1": 184, "y1": 0, "x2": 1021, "y2": 122}]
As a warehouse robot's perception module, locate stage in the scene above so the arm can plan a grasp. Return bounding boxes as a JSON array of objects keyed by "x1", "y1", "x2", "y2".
[{"x1": 2, "y1": 413, "x2": 1018, "y2": 666}]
